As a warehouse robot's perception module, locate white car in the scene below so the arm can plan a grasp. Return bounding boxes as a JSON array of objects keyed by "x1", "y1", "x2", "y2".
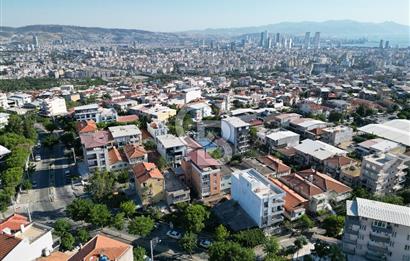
[
  {"x1": 35, "y1": 155, "x2": 41, "y2": 161},
  {"x1": 166, "y1": 230, "x2": 182, "y2": 240},
  {"x1": 199, "y1": 239, "x2": 212, "y2": 248}
]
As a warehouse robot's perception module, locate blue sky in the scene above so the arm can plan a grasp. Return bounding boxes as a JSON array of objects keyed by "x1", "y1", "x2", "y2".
[{"x1": 1, "y1": 0, "x2": 409, "y2": 31}]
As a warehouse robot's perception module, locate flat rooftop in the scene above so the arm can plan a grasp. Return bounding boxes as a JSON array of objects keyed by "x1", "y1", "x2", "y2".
[{"x1": 108, "y1": 125, "x2": 141, "y2": 138}]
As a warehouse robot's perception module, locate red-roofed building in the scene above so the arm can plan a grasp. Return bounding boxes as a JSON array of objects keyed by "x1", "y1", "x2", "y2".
[
  {"x1": 117, "y1": 115, "x2": 139, "y2": 123},
  {"x1": 182, "y1": 149, "x2": 223, "y2": 199},
  {"x1": 0, "y1": 214, "x2": 29, "y2": 234},
  {"x1": 80, "y1": 130, "x2": 112, "y2": 171},
  {"x1": 75, "y1": 120, "x2": 97, "y2": 134},
  {"x1": 107, "y1": 147, "x2": 128, "y2": 171},
  {"x1": 257, "y1": 155, "x2": 291, "y2": 177},
  {"x1": 124, "y1": 144, "x2": 147, "y2": 165},
  {"x1": 132, "y1": 162, "x2": 164, "y2": 205}
]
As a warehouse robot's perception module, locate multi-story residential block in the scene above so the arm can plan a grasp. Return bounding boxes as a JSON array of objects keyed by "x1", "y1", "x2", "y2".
[
  {"x1": 40, "y1": 97, "x2": 67, "y2": 117},
  {"x1": 182, "y1": 149, "x2": 222, "y2": 199},
  {"x1": 186, "y1": 102, "x2": 213, "y2": 122},
  {"x1": 265, "y1": 130, "x2": 300, "y2": 149},
  {"x1": 360, "y1": 153, "x2": 408, "y2": 195},
  {"x1": 0, "y1": 214, "x2": 55, "y2": 261},
  {"x1": 124, "y1": 144, "x2": 147, "y2": 165},
  {"x1": 288, "y1": 118, "x2": 329, "y2": 135},
  {"x1": 0, "y1": 113, "x2": 9, "y2": 129},
  {"x1": 147, "y1": 120, "x2": 168, "y2": 140},
  {"x1": 68, "y1": 234, "x2": 133, "y2": 261},
  {"x1": 323, "y1": 155, "x2": 357, "y2": 179},
  {"x1": 294, "y1": 139, "x2": 347, "y2": 168},
  {"x1": 107, "y1": 147, "x2": 128, "y2": 171},
  {"x1": 74, "y1": 104, "x2": 118, "y2": 123},
  {"x1": 8, "y1": 93, "x2": 32, "y2": 107},
  {"x1": 130, "y1": 104, "x2": 176, "y2": 121},
  {"x1": 321, "y1": 126, "x2": 353, "y2": 146},
  {"x1": 0, "y1": 93, "x2": 9, "y2": 109},
  {"x1": 132, "y1": 162, "x2": 164, "y2": 205},
  {"x1": 356, "y1": 138, "x2": 405, "y2": 157},
  {"x1": 156, "y1": 134, "x2": 187, "y2": 167},
  {"x1": 164, "y1": 171, "x2": 190, "y2": 205},
  {"x1": 256, "y1": 155, "x2": 291, "y2": 177},
  {"x1": 231, "y1": 168, "x2": 285, "y2": 228},
  {"x1": 266, "y1": 113, "x2": 302, "y2": 128},
  {"x1": 108, "y1": 125, "x2": 142, "y2": 147},
  {"x1": 343, "y1": 198, "x2": 410, "y2": 261},
  {"x1": 221, "y1": 116, "x2": 250, "y2": 154},
  {"x1": 79, "y1": 130, "x2": 112, "y2": 171}
]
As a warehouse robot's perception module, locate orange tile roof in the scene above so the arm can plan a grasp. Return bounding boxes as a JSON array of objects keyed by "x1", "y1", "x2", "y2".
[
  {"x1": 0, "y1": 234, "x2": 21, "y2": 260},
  {"x1": 279, "y1": 173, "x2": 324, "y2": 197},
  {"x1": 76, "y1": 120, "x2": 98, "y2": 134},
  {"x1": 0, "y1": 214, "x2": 29, "y2": 232},
  {"x1": 108, "y1": 147, "x2": 124, "y2": 165},
  {"x1": 124, "y1": 144, "x2": 147, "y2": 160},
  {"x1": 324, "y1": 156, "x2": 354, "y2": 167},
  {"x1": 297, "y1": 169, "x2": 352, "y2": 194},
  {"x1": 269, "y1": 178, "x2": 308, "y2": 212},
  {"x1": 37, "y1": 251, "x2": 71, "y2": 261},
  {"x1": 68, "y1": 235, "x2": 131, "y2": 261},
  {"x1": 133, "y1": 162, "x2": 164, "y2": 184},
  {"x1": 117, "y1": 115, "x2": 139, "y2": 123},
  {"x1": 257, "y1": 155, "x2": 290, "y2": 174}
]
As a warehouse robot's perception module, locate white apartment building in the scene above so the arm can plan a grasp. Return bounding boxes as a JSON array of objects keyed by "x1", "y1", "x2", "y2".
[
  {"x1": 231, "y1": 168, "x2": 285, "y2": 228},
  {"x1": 147, "y1": 120, "x2": 168, "y2": 140},
  {"x1": 80, "y1": 131, "x2": 112, "y2": 171},
  {"x1": 0, "y1": 93, "x2": 9, "y2": 109},
  {"x1": 343, "y1": 198, "x2": 410, "y2": 261},
  {"x1": 156, "y1": 134, "x2": 187, "y2": 167},
  {"x1": 221, "y1": 117, "x2": 250, "y2": 154},
  {"x1": 74, "y1": 104, "x2": 118, "y2": 123},
  {"x1": 294, "y1": 139, "x2": 347, "y2": 167},
  {"x1": 8, "y1": 93, "x2": 32, "y2": 107},
  {"x1": 129, "y1": 104, "x2": 176, "y2": 122},
  {"x1": 266, "y1": 130, "x2": 300, "y2": 149},
  {"x1": 40, "y1": 97, "x2": 67, "y2": 117},
  {"x1": 183, "y1": 87, "x2": 202, "y2": 104},
  {"x1": 108, "y1": 125, "x2": 142, "y2": 147},
  {"x1": 356, "y1": 138, "x2": 405, "y2": 157},
  {"x1": 321, "y1": 126, "x2": 353, "y2": 146},
  {"x1": 360, "y1": 153, "x2": 408, "y2": 195},
  {"x1": 0, "y1": 113, "x2": 9, "y2": 129},
  {"x1": 186, "y1": 102, "x2": 213, "y2": 122}
]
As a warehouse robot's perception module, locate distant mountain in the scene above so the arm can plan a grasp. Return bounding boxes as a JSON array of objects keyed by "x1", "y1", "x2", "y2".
[
  {"x1": 186, "y1": 20, "x2": 410, "y2": 38},
  {"x1": 0, "y1": 24, "x2": 186, "y2": 45}
]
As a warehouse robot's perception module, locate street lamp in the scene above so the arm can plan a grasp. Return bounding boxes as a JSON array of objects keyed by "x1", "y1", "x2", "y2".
[{"x1": 150, "y1": 237, "x2": 161, "y2": 261}]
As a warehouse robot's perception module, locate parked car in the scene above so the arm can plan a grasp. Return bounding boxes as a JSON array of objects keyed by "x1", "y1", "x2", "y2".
[
  {"x1": 35, "y1": 155, "x2": 41, "y2": 161},
  {"x1": 199, "y1": 239, "x2": 212, "y2": 249},
  {"x1": 166, "y1": 230, "x2": 182, "y2": 240}
]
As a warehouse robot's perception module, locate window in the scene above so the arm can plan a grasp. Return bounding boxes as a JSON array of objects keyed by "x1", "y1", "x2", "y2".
[
  {"x1": 405, "y1": 245, "x2": 410, "y2": 251},
  {"x1": 407, "y1": 235, "x2": 410, "y2": 241}
]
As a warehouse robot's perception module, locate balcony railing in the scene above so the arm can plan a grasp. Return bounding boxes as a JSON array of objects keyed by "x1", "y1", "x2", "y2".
[
  {"x1": 369, "y1": 234, "x2": 390, "y2": 243},
  {"x1": 367, "y1": 243, "x2": 388, "y2": 253}
]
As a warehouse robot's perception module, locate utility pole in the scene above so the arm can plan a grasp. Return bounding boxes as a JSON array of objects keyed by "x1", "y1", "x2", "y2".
[{"x1": 150, "y1": 237, "x2": 160, "y2": 261}]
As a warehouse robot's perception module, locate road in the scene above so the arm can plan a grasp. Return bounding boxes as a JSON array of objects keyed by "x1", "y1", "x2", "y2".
[{"x1": 14, "y1": 130, "x2": 81, "y2": 224}]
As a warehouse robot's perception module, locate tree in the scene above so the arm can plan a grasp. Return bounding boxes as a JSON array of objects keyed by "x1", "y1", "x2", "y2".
[
  {"x1": 0, "y1": 191, "x2": 11, "y2": 212},
  {"x1": 184, "y1": 204, "x2": 210, "y2": 233},
  {"x1": 120, "y1": 200, "x2": 136, "y2": 218},
  {"x1": 209, "y1": 148, "x2": 223, "y2": 159},
  {"x1": 208, "y1": 241, "x2": 255, "y2": 261},
  {"x1": 115, "y1": 169, "x2": 129, "y2": 184},
  {"x1": 294, "y1": 236, "x2": 308, "y2": 250},
  {"x1": 137, "y1": 115, "x2": 149, "y2": 130},
  {"x1": 133, "y1": 246, "x2": 146, "y2": 261},
  {"x1": 54, "y1": 219, "x2": 71, "y2": 236},
  {"x1": 66, "y1": 198, "x2": 93, "y2": 222},
  {"x1": 89, "y1": 204, "x2": 111, "y2": 228},
  {"x1": 214, "y1": 224, "x2": 230, "y2": 242},
  {"x1": 111, "y1": 212, "x2": 125, "y2": 230},
  {"x1": 61, "y1": 131, "x2": 76, "y2": 148},
  {"x1": 128, "y1": 216, "x2": 154, "y2": 237},
  {"x1": 180, "y1": 232, "x2": 197, "y2": 254},
  {"x1": 143, "y1": 139, "x2": 157, "y2": 151},
  {"x1": 314, "y1": 241, "x2": 331, "y2": 259},
  {"x1": 264, "y1": 236, "x2": 280, "y2": 256},
  {"x1": 298, "y1": 214, "x2": 314, "y2": 231},
  {"x1": 328, "y1": 111, "x2": 343, "y2": 123},
  {"x1": 5, "y1": 114, "x2": 24, "y2": 135},
  {"x1": 154, "y1": 156, "x2": 168, "y2": 171},
  {"x1": 76, "y1": 228, "x2": 90, "y2": 244},
  {"x1": 328, "y1": 244, "x2": 345, "y2": 261},
  {"x1": 86, "y1": 170, "x2": 116, "y2": 201},
  {"x1": 44, "y1": 119, "x2": 57, "y2": 133},
  {"x1": 60, "y1": 232, "x2": 75, "y2": 251},
  {"x1": 249, "y1": 127, "x2": 258, "y2": 143},
  {"x1": 322, "y1": 215, "x2": 345, "y2": 237},
  {"x1": 265, "y1": 254, "x2": 287, "y2": 261},
  {"x1": 233, "y1": 228, "x2": 266, "y2": 248}
]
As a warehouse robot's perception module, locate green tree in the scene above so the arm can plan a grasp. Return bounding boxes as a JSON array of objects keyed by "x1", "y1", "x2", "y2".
[
  {"x1": 214, "y1": 224, "x2": 230, "y2": 242},
  {"x1": 249, "y1": 127, "x2": 258, "y2": 143},
  {"x1": 89, "y1": 204, "x2": 111, "y2": 227},
  {"x1": 264, "y1": 236, "x2": 280, "y2": 256},
  {"x1": 76, "y1": 228, "x2": 90, "y2": 244},
  {"x1": 233, "y1": 229, "x2": 266, "y2": 248},
  {"x1": 143, "y1": 139, "x2": 157, "y2": 151},
  {"x1": 265, "y1": 254, "x2": 287, "y2": 261},
  {"x1": 5, "y1": 114, "x2": 24, "y2": 135},
  {"x1": 111, "y1": 212, "x2": 126, "y2": 230},
  {"x1": 184, "y1": 204, "x2": 210, "y2": 233},
  {"x1": 328, "y1": 244, "x2": 345, "y2": 261},
  {"x1": 322, "y1": 215, "x2": 345, "y2": 237},
  {"x1": 328, "y1": 111, "x2": 343, "y2": 123},
  {"x1": 60, "y1": 232, "x2": 75, "y2": 251},
  {"x1": 0, "y1": 191, "x2": 11, "y2": 212},
  {"x1": 154, "y1": 156, "x2": 168, "y2": 171},
  {"x1": 137, "y1": 115, "x2": 149, "y2": 130},
  {"x1": 120, "y1": 200, "x2": 136, "y2": 218},
  {"x1": 128, "y1": 216, "x2": 154, "y2": 237},
  {"x1": 298, "y1": 214, "x2": 314, "y2": 231},
  {"x1": 294, "y1": 236, "x2": 308, "y2": 250},
  {"x1": 208, "y1": 241, "x2": 255, "y2": 261},
  {"x1": 314, "y1": 241, "x2": 331, "y2": 259},
  {"x1": 54, "y1": 218, "x2": 71, "y2": 236},
  {"x1": 209, "y1": 148, "x2": 223, "y2": 159},
  {"x1": 86, "y1": 170, "x2": 116, "y2": 201},
  {"x1": 133, "y1": 246, "x2": 146, "y2": 261},
  {"x1": 180, "y1": 232, "x2": 197, "y2": 254},
  {"x1": 66, "y1": 198, "x2": 93, "y2": 222},
  {"x1": 61, "y1": 131, "x2": 76, "y2": 148}
]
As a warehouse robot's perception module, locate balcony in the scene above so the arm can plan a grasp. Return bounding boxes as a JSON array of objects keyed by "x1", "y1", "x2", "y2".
[
  {"x1": 345, "y1": 228, "x2": 359, "y2": 236},
  {"x1": 365, "y1": 251, "x2": 387, "y2": 261},
  {"x1": 367, "y1": 243, "x2": 388, "y2": 254},
  {"x1": 343, "y1": 236, "x2": 357, "y2": 245},
  {"x1": 371, "y1": 225, "x2": 392, "y2": 234},
  {"x1": 369, "y1": 234, "x2": 390, "y2": 244}
]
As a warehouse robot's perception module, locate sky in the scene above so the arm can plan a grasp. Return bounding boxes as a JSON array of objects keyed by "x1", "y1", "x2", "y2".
[{"x1": 1, "y1": 0, "x2": 409, "y2": 32}]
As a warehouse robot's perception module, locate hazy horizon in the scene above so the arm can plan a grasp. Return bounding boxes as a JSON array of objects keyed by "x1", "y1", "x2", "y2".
[{"x1": 1, "y1": 0, "x2": 409, "y2": 32}]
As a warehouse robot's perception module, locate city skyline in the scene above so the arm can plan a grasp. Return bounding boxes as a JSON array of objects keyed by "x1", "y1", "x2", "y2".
[{"x1": 2, "y1": 0, "x2": 409, "y2": 32}]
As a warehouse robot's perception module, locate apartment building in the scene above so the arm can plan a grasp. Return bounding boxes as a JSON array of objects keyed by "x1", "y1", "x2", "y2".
[
  {"x1": 294, "y1": 139, "x2": 347, "y2": 168},
  {"x1": 265, "y1": 130, "x2": 300, "y2": 149},
  {"x1": 79, "y1": 130, "x2": 112, "y2": 171},
  {"x1": 8, "y1": 93, "x2": 32, "y2": 107},
  {"x1": 0, "y1": 214, "x2": 55, "y2": 261},
  {"x1": 74, "y1": 104, "x2": 118, "y2": 123},
  {"x1": 321, "y1": 126, "x2": 353, "y2": 146},
  {"x1": 356, "y1": 138, "x2": 405, "y2": 157},
  {"x1": 124, "y1": 144, "x2": 147, "y2": 165},
  {"x1": 130, "y1": 104, "x2": 176, "y2": 121},
  {"x1": 186, "y1": 102, "x2": 213, "y2": 122},
  {"x1": 108, "y1": 125, "x2": 142, "y2": 147},
  {"x1": 40, "y1": 97, "x2": 67, "y2": 117},
  {"x1": 133, "y1": 162, "x2": 164, "y2": 205},
  {"x1": 360, "y1": 153, "x2": 409, "y2": 195},
  {"x1": 221, "y1": 116, "x2": 250, "y2": 154},
  {"x1": 0, "y1": 93, "x2": 9, "y2": 109},
  {"x1": 256, "y1": 155, "x2": 291, "y2": 177},
  {"x1": 164, "y1": 171, "x2": 190, "y2": 205},
  {"x1": 231, "y1": 168, "x2": 285, "y2": 228},
  {"x1": 156, "y1": 134, "x2": 187, "y2": 167},
  {"x1": 182, "y1": 149, "x2": 222, "y2": 199},
  {"x1": 147, "y1": 119, "x2": 168, "y2": 140},
  {"x1": 343, "y1": 198, "x2": 410, "y2": 261},
  {"x1": 0, "y1": 113, "x2": 9, "y2": 129}
]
